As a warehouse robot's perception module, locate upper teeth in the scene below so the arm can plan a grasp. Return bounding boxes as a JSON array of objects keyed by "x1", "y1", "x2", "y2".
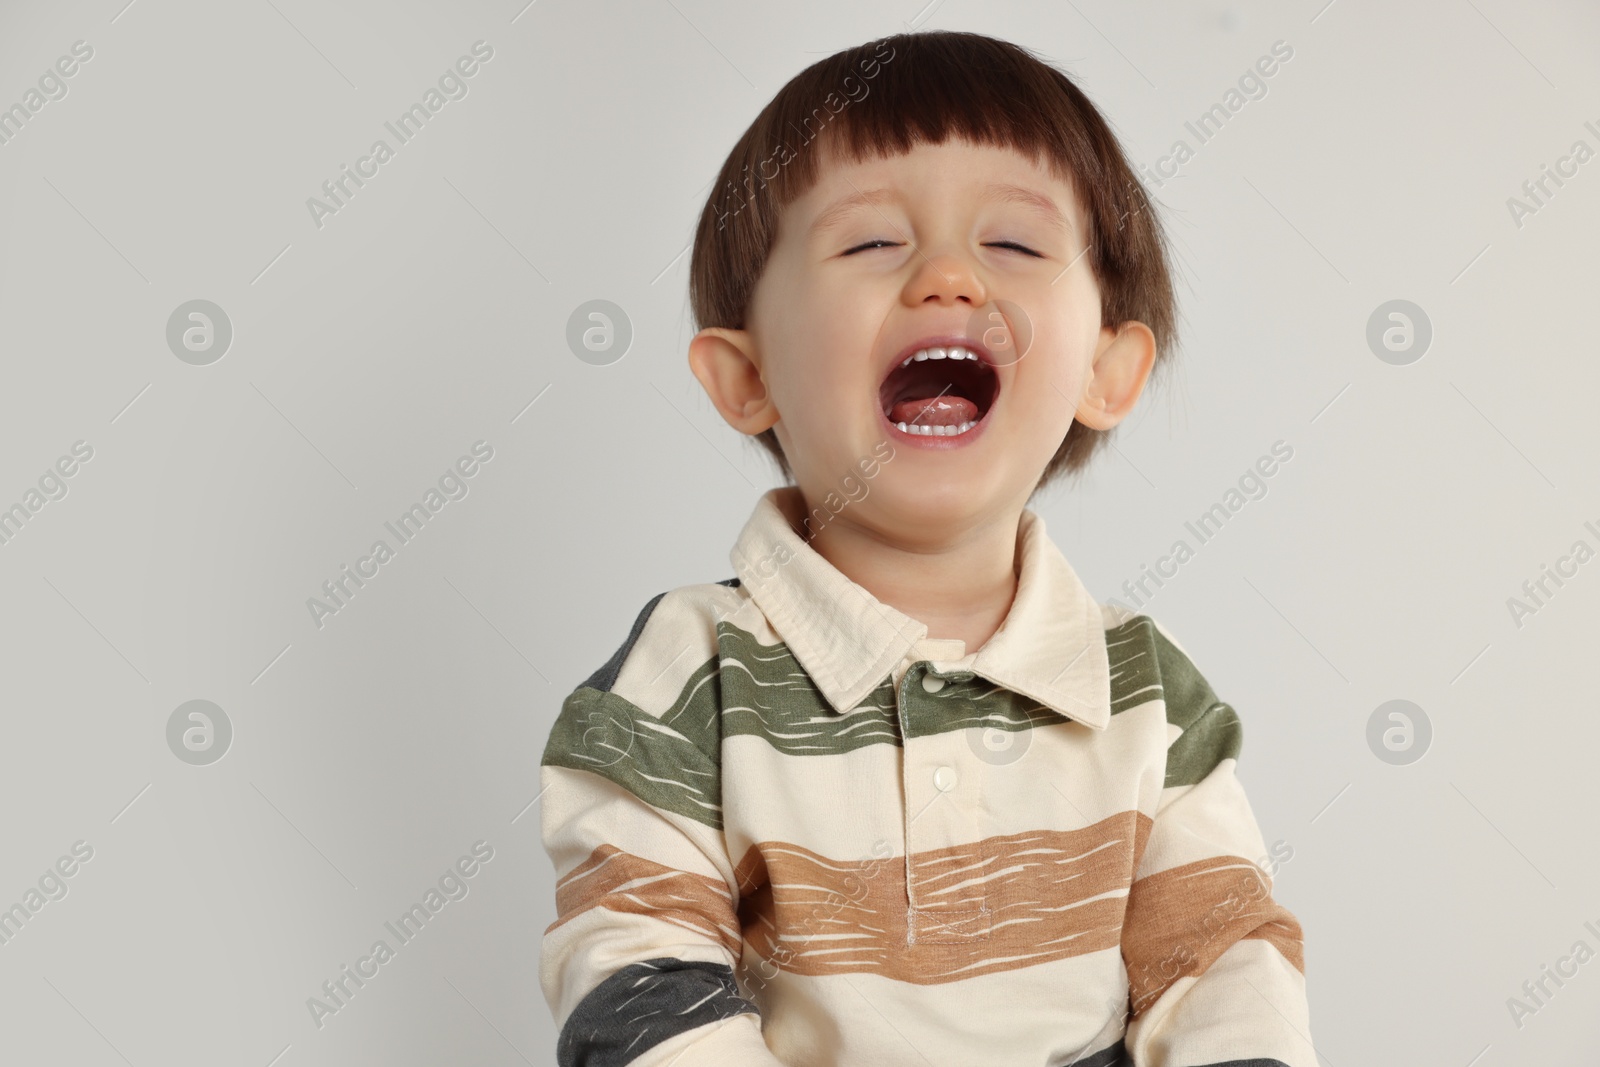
[{"x1": 900, "y1": 346, "x2": 979, "y2": 367}]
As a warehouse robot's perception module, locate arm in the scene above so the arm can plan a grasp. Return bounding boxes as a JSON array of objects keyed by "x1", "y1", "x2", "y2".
[
  {"x1": 539, "y1": 597, "x2": 785, "y2": 1067},
  {"x1": 1120, "y1": 623, "x2": 1315, "y2": 1066}
]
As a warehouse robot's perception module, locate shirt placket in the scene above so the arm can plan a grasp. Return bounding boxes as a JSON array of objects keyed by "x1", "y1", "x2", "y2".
[{"x1": 897, "y1": 659, "x2": 992, "y2": 946}]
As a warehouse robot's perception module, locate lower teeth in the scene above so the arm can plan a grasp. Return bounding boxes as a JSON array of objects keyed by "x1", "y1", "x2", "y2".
[{"x1": 895, "y1": 420, "x2": 976, "y2": 436}]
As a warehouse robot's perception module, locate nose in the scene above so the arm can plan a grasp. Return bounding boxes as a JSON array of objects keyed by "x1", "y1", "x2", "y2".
[{"x1": 902, "y1": 250, "x2": 988, "y2": 308}]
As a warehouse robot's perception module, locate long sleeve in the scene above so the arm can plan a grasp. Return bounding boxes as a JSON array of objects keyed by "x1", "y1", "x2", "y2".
[
  {"x1": 538, "y1": 593, "x2": 786, "y2": 1067},
  {"x1": 1120, "y1": 622, "x2": 1315, "y2": 1066}
]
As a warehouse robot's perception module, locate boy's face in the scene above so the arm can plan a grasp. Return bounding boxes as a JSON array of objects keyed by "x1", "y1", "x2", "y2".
[{"x1": 691, "y1": 136, "x2": 1154, "y2": 541}]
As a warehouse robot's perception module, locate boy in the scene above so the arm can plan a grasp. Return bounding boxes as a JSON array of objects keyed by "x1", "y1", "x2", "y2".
[{"x1": 539, "y1": 29, "x2": 1313, "y2": 1067}]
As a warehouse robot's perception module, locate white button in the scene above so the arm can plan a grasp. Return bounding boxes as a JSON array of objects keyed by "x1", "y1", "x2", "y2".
[
  {"x1": 921, "y1": 674, "x2": 946, "y2": 693},
  {"x1": 933, "y1": 766, "x2": 958, "y2": 791}
]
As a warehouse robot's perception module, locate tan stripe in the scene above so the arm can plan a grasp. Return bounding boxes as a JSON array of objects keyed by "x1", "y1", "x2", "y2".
[
  {"x1": 732, "y1": 811, "x2": 1152, "y2": 985},
  {"x1": 1122, "y1": 854, "x2": 1305, "y2": 1015},
  {"x1": 547, "y1": 843, "x2": 743, "y2": 958}
]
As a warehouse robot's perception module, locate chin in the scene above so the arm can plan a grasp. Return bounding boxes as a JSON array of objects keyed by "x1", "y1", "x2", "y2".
[{"x1": 866, "y1": 476, "x2": 1003, "y2": 532}]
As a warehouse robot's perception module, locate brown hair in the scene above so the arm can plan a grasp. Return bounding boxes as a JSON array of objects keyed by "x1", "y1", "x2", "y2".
[{"x1": 688, "y1": 29, "x2": 1178, "y2": 489}]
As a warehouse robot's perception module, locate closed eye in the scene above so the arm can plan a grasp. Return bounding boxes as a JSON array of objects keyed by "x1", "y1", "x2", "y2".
[
  {"x1": 842, "y1": 239, "x2": 1044, "y2": 257},
  {"x1": 841, "y1": 240, "x2": 900, "y2": 255},
  {"x1": 987, "y1": 241, "x2": 1043, "y2": 257}
]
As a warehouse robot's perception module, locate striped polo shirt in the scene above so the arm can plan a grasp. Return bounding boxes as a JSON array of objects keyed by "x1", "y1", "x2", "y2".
[{"x1": 538, "y1": 486, "x2": 1313, "y2": 1066}]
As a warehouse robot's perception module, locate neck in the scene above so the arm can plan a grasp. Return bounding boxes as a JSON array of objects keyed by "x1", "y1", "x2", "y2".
[{"x1": 790, "y1": 490, "x2": 1023, "y2": 652}]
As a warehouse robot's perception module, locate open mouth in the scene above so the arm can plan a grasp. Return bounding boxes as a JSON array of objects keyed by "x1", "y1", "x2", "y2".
[{"x1": 878, "y1": 345, "x2": 1000, "y2": 437}]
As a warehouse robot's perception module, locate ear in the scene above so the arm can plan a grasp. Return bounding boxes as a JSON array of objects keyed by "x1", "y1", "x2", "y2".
[
  {"x1": 688, "y1": 327, "x2": 780, "y2": 434},
  {"x1": 1075, "y1": 320, "x2": 1156, "y2": 431}
]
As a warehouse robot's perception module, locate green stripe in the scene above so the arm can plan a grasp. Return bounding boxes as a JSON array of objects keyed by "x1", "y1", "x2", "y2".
[
  {"x1": 717, "y1": 624, "x2": 903, "y2": 752},
  {"x1": 1137, "y1": 617, "x2": 1243, "y2": 788},
  {"x1": 543, "y1": 618, "x2": 1238, "y2": 802},
  {"x1": 543, "y1": 672, "x2": 724, "y2": 831},
  {"x1": 1106, "y1": 616, "x2": 1166, "y2": 714},
  {"x1": 900, "y1": 674, "x2": 1076, "y2": 740},
  {"x1": 715, "y1": 622, "x2": 1142, "y2": 749},
  {"x1": 1164, "y1": 700, "x2": 1242, "y2": 787}
]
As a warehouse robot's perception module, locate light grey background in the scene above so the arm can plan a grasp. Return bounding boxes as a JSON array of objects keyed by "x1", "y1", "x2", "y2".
[{"x1": 1, "y1": 0, "x2": 1596, "y2": 1063}]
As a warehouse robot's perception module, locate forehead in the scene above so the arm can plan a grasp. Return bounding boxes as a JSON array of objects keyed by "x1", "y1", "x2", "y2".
[{"x1": 786, "y1": 135, "x2": 1085, "y2": 240}]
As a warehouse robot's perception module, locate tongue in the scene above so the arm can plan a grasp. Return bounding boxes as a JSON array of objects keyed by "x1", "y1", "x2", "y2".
[{"x1": 889, "y1": 395, "x2": 978, "y2": 426}]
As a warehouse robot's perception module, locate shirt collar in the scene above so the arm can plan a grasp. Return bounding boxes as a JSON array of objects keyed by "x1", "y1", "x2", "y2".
[{"x1": 728, "y1": 487, "x2": 1110, "y2": 730}]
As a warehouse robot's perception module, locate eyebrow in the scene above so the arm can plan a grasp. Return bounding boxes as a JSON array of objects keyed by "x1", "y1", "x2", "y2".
[
  {"x1": 988, "y1": 183, "x2": 1073, "y2": 234},
  {"x1": 807, "y1": 182, "x2": 1073, "y2": 238}
]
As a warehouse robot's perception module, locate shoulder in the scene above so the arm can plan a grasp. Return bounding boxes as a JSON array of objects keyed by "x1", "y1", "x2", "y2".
[
  {"x1": 1096, "y1": 604, "x2": 1243, "y2": 784},
  {"x1": 541, "y1": 579, "x2": 749, "y2": 829},
  {"x1": 570, "y1": 577, "x2": 751, "y2": 716},
  {"x1": 541, "y1": 577, "x2": 749, "y2": 777}
]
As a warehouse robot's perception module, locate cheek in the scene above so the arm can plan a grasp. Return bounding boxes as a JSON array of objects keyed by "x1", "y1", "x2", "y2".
[
  {"x1": 784, "y1": 305, "x2": 880, "y2": 415},
  {"x1": 771, "y1": 361, "x2": 829, "y2": 427},
  {"x1": 1011, "y1": 320, "x2": 1093, "y2": 437},
  {"x1": 1039, "y1": 298, "x2": 1102, "y2": 378},
  {"x1": 1016, "y1": 317, "x2": 1075, "y2": 389}
]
